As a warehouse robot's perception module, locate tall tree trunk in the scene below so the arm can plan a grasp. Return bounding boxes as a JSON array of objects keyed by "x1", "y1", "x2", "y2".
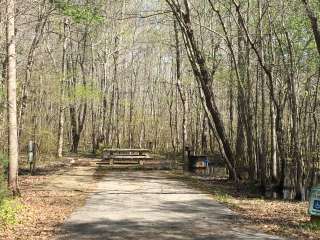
[
  {"x1": 57, "y1": 18, "x2": 69, "y2": 158},
  {"x1": 236, "y1": 7, "x2": 246, "y2": 174},
  {"x1": 258, "y1": 0, "x2": 267, "y2": 192},
  {"x1": 270, "y1": 99, "x2": 278, "y2": 182},
  {"x1": 174, "y1": 19, "x2": 188, "y2": 169},
  {"x1": 113, "y1": 36, "x2": 120, "y2": 147},
  {"x1": 285, "y1": 31, "x2": 304, "y2": 200},
  {"x1": 167, "y1": 71, "x2": 177, "y2": 152},
  {"x1": 7, "y1": 0, "x2": 20, "y2": 196}
]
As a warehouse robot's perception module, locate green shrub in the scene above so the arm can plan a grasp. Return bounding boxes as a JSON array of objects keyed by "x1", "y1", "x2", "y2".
[
  {"x1": 0, "y1": 199, "x2": 24, "y2": 226},
  {"x1": 0, "y1": 152, "x2": 8, "y2": 171},
  {"x1": 301, "y1": 220, "x2": 320, "y2": 231},
  {"x1": 0, "y1": 152, "x2": 8, "y2": 203},
  {"x1": 215, "y1": 192, "x2": 232, "y2": 203},
  {"x1": 0, "y1": 153, "x2": 24, "y2": 227},
  {"x1": 0, "y1": 182, "x2": 6, "y2": 204}
]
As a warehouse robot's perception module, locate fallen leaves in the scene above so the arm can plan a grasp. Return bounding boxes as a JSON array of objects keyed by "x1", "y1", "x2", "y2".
[
  {"x1": 0, "y1": 159, "x2": 97, "y2": 240},
  {"x1": 173, "y1": 173, "x2": 320, "y2": 240}
]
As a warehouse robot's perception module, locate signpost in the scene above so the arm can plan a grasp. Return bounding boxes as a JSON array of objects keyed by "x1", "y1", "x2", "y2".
[{"x1": 309, "y1": 186, "x2": 320, "y2": 222}]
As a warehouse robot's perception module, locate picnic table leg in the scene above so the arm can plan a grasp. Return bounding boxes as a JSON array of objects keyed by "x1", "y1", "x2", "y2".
[
  {"x1": 139, "y1": 160, "x2": 144, "y2": 166},
  {"x1": 110, "y1": 159, "x2": 114, "y2": 165}
]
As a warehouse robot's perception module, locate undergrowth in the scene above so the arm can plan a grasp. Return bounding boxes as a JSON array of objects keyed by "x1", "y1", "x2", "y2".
[
  {"x1": 301, "y1": 221, "x2": 320, "y2": 231},
  {"x1": 0, "y1": 152, "x2": 24, "y2": 227},
  {"x1": 0, "y1": 199, "x2": 24, "y2": 227},
  {"x1": 0, "y1": 152, "x2": 8, "y2": 203}
]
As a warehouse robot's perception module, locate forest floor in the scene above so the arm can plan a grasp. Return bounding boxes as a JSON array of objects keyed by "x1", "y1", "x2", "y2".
[
  {"x1": 0, "y1": 157, "x2": 98, "y2": 240},
  {"x1": 171, "y1": 173, "x2": 320, "y2": 240}
]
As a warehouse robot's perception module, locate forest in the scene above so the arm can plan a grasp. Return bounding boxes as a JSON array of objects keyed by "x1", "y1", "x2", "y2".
[
  {"x1": 0, "y1": 0, "x2": 320, "y2": 215},
  {"x1": 1, "y1": 0, "x2": 320, "y2": 239}
]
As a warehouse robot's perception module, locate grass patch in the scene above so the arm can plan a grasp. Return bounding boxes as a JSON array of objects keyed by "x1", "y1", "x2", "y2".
[
  {"x1": 301, "y1": 221, "x2": 320, "y2": 231},
  {"x1": 214, "y1": 192, "x2": 233, "y2": 204},
  {"x1": 0, "y1": 199, "x2": 24, "y2": 227},
  {"x1": 0, "y1": 152, "x2": 25, "y2": 228}
]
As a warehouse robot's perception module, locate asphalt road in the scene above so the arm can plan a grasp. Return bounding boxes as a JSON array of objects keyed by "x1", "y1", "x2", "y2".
[{"x1": 56, "y1": 171, "x2": 284, "y2": 240}]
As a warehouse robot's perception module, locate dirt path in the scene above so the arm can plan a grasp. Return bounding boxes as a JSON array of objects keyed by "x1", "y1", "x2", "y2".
[{"x1": 56, "y1": 171, "x2": 284, "y2": 240}]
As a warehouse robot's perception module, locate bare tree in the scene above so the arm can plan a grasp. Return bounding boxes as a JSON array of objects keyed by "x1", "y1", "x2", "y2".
[
  {"x1": 57, "y1": 18, "x2": 69, "y2": 157},
  {"x1": 166, "y1": 0, "x2": 239, "y2": 182},
  {"x1": 7, "y1": 0, "x2": 20, "y2": 196}
]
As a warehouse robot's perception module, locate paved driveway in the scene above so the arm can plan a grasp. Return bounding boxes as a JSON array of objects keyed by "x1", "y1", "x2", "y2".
[{"x1": 56, "y1": 171, "x2": 284, "y2": 240}]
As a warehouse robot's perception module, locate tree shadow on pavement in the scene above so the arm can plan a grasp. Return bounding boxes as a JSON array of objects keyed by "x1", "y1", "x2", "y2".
[{"x1": 56, "y1": 198, "x2": 283, "y2": 240}]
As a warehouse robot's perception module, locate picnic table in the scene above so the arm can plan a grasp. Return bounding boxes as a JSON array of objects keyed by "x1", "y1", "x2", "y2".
[{"x1": 102, "y1": 148, "x2": 153, "y2": 165}]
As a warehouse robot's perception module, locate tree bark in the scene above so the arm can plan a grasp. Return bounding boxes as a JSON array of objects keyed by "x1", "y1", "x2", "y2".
[
  {"x1": 174, "y1": 19, "x2": 188, "y2": 170},
  {"x1": 301, "y1": 0, "x2": 320, "y2": 56},
  {"x1": 7, "y1": 0, "x2": 20, "y2": 196},
  {"x1": 257, "y1": 0, "x2": 267, "y2": 192},
  {"x1": 57, "y1": 18, "x2": 69, "y2": 158}
]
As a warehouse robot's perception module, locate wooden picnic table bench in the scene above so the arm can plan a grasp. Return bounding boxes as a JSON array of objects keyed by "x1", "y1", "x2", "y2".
[
  {"x1": 105, "y1": 149, "x2": 151, "y2": 155},
  {"x1": 102, "y1": 148, "x2": 153, "y2": 166}
]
